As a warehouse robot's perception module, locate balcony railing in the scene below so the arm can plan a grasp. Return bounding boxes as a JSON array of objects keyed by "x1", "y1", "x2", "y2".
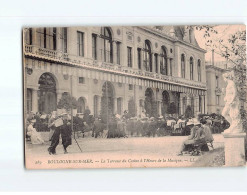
[{"x1": 24, "y1": 45, "x2": 206, "y2": 89}]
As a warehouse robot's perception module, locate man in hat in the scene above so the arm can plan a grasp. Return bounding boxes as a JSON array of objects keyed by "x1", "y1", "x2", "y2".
[
  {"x1": 177, "y1": 122, "x2": 204, "y2": 155},
  {"x1": 60, "y1": 113, "x2": 72, "y2": 154}
]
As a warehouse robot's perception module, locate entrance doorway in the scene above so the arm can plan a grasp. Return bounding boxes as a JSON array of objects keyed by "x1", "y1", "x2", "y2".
[{"x1": 38, "y1": 73, "x2": 57, "y2": 114}]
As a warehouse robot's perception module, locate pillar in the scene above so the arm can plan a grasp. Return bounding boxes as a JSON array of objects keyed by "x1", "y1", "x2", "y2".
[
  {"x1": 56, "y1": 27, "x2": 62, "y2": 51},
  {"x1": 31, "y1": 88, "x2": 38, "y2": 113},
  {"x1": 96, "y1": 34, "x2": 102, "y2": 61},
  {"x1": 114, "y1": 97, "x2": 117, "y2": 115},
  {"x1": 222, "y1": 132, "x2": 246, "y2": 167},
  {"x1": 179, "y1": 95, "x2": 183, "y2": 115},
  {"x1": 56, "y1": 89, "x2": 63, "y2": 104},
  {"x1": 167, "y1": 58, "x2": 171, "y2": 76}
]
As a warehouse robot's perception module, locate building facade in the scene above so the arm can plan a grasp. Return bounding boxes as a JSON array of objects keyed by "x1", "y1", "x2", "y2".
[
  {"x1": 23, "y1": 26, "x2": 207, "y2": 118},
  {"x1": 205, "y1": 63, "x2": 226, "y2": 114}
]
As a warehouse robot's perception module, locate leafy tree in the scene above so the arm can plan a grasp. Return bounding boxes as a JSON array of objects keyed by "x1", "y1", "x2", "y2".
[
  {"x1": 167, "y1": 102, "x2": 177, "y2": 115},
  {"x1": 57, "y1": 93, "x2": 78, "y2": 112},
  {"x1": 128, "y1": 97, "x2": 137, "y2": 117},
  {"x1": 185, "y1": 105, "x2": 193, "y2": 119}
]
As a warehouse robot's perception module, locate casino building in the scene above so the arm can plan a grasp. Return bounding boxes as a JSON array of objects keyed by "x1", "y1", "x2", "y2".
[{"x1": 23, "y1": 26, "x2": 207, "y2": 118}]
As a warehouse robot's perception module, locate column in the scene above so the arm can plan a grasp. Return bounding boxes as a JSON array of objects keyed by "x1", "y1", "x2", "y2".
[
  {"x1": 56, "y1": 90, "x2": 63, "y2": 104},
  {"x1": 179, "y1": 95, "x2": 183, "y2": 115},
  {"x1": 112, "y1": 41, "x2": 117, "y2": 64},
  {"x1": 186, "y1": 96, "x2": 191, "y2": 106},
  {"x1": 114, "y1": 97, "x2": 117, "y2": 115},
  {"x1": 157, "y1": 55, "x2": 160, "y2": 74},
  {"x1": 202, "y1": 95, "x2": 205, "y2": 114},
  {"x1": 31, "y1": 88, "x2": 38, "y2": 113},
  {"x1": 167, "y1": 58, "x2": 171, "y2": 76},
  {"x1": 204, "y1": 93, "x2": 208, "y2": 114},
  {"x1": 87, "y1": 28, "x2": 92, "y2": 59},
  {"x1": 96, "y1": 34, "x2": 102, "y2": 61},
  {"x1": 195, "y1": 95, "x2": 199, "y2": 113},
  {"x1": 56, "y1": 27, "x2": 62, "y2": 51},
  {"x1": 98, "y1": 95, "x2": 102, "y2": 116}
]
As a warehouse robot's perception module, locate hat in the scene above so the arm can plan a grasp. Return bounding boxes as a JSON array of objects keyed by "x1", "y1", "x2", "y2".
[
  {"x1": 59, "y1": 113, "x2": 68, "y2": 117},
  {"x1": 194, "y1": 121, "x2": 201, "y2": 126},
  {"x1": 30, "y1": 119, "x2": 36, "y2": 123}
]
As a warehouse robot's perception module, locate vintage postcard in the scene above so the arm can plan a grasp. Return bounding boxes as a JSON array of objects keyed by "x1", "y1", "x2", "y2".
[{"x1": 23, "y1": 25, "x2": 246, "y2": 169}]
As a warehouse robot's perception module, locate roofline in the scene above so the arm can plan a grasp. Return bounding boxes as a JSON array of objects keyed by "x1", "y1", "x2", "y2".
[{"x1": 137, "y1": 26, "x2": 207, "y2": 53}]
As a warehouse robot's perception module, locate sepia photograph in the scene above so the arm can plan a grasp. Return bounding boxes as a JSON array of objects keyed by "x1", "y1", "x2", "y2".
[{"x1": 23, "y1": 25, "x2": 246, "y2": 169}]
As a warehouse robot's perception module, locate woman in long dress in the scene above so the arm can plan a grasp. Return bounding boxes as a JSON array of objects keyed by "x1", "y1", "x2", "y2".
[{"x1": 27, "y1": 120, "x2": 45, "y2": 144}]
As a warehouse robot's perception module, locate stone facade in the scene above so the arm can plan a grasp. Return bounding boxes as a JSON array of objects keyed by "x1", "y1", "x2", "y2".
[
  {"x1": 24, "y1": 26, "x2": 207, "y2": 117},
  {"x1": 205, "y1": 64, "x2": 227, "y2": 114}
]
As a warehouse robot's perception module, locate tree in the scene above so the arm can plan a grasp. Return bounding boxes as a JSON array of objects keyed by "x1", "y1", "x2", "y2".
[
  {"x1": 127, "y1": 97, "x2": 137, "y2": 117},
  {"x1": 185, "y1": 105, "x2": 193, "y2": 119},
  {"x1": 57, "y1": 93, "x2": 78, "y2": 112},
  {"x1": 189, "y1": 25, "x2": 246, "y2": 130},
  {"x1": 167, "y1": 102, "x2": 177, "y2": 115}
]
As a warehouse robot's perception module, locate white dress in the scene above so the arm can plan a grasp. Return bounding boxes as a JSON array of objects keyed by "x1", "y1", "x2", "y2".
[{"x1": 27, "y1": 124, "x2": 44, "y2": 144}]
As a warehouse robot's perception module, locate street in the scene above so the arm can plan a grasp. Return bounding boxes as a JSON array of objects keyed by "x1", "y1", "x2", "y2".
[{"x1": 25, "y1": 134, "x2": 224, "y2": 169}]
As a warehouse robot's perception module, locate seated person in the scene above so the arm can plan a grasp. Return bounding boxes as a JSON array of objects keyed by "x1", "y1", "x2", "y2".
[
  {"x1": 201, "y1": 119, "x2": 214, "y2": 143},
  {"x1": 177, "y1": 122, "x2": 205, "y2": 155}
]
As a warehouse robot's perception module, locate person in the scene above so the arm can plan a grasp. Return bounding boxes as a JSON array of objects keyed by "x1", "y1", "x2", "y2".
[
  {"x1": 48, "y1": 111, "x2": 57, "y2": 141},
  {"x1": 48, "y1": 113, "x2": 71, "y2": 155},
  {"x1": 148, "y1": 117, "x2": 157, "y2": 137},
  {"x1": 27, "y1": 119, "x2": 44, "y2": 145},
  {"x1": 178, "y1": 122, "x2": 205, "y2": 155},
  {"x1": 201, "y1": 119, "x2": 214, "y2": 143},
  {"x1": 60, "y1": 114, "x2": 72, "y2": 154},
  {"x1": 93, "y1": 118, "x2": 106, "y2": 138}
]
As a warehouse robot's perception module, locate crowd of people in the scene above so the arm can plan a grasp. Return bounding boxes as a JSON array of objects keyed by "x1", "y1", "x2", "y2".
[{"x1": 25, "y1": 109, "x2": 228, "y2": 155}]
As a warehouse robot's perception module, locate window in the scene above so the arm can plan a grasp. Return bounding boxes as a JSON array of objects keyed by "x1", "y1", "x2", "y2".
[
  {"x1": 181, "y1": 54, "x2": 185, "y2": 78},
  {"x1": 137, "y1": 48, "x2": 142, "y2": 69},
  {"x1": 160, "y1": 46, "x2": 168, "y2": 75},
  {"x1": 127, "y1": 47, "x2": 132, "y2": 67},
  {"x1": 198, "y1": 59, "x2": 201, "y2": 82},
  {"x1": 199, "y1": 96, "x2": 202, "y2": 112},
  {"x1": 77, "y1": 31, "x2": 84, "y2": 56},
  {"x1": 36, "y1": 28, "x2": 56, "y2": 50},
  {"x1": 101, "y1": 27, "x2": 113, "y2": 63},
  {"x1": 62, "y1": 28, "x2": 67, "y2": 53},
  {"x1": 190, "y1": 57, "x2": 194, "y2": 80},
  {"x1": 53, "y1": 28, "x2": 57, "y2": 50},
  {"x1": 144, "y1": 40, "x2": 152, "y2": 72},
  {"x1": 116, "y1": 42, "x2": 121, "y2": 65},
  {"x1": 216, "y1": 76, "x2": 219, "y2": 88},
  {"x1": 154, "y1": 53, "x2": 158, "y2": 73},
  {"x1": 129, "y1": 84, "x2": 133, "y2": 90},
  {"x1": 216, "y1": 95, "x2": 220, "y2": 105},
  {"x1": 92, "y1": 34, "x2": 97, "y2": 60},
  {"x1": 78, "y1": 77, "x2": 85, "y2": 84},
  {"x1": 27, "y1": 88, "x2": 32, "y2": 113},
  {"x1": 25, "y1": 28, "x2": 32, "y2": 45}
]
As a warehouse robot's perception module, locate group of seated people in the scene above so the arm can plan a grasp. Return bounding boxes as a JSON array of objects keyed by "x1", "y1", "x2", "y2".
[{"x1": 177, "y1": 119, "x2": 214, "y2": 156}]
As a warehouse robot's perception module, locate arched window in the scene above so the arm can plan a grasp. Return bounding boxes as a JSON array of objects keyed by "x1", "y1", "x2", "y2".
[
  {"x1": 181, "y1": 54, "x2": 185, "y2": 78},
  {"x1": 190, "y1": 57, "x2": 194, "y2": 80},
  {"x1": 143, "y1": 40, "x2": 152, "y2": 72},
  {"x1": 101, "y1": 27, "x2": 113, "y2": 63},
  {"x1": 77, "y1": 97, "x2": 85, "y2": 113},
  {"x1": 197, "y1": 59, "x2": 201, "y2": 82},
  {"x1": 160, "y1": 46, "x2": 168, "y2": 75}
]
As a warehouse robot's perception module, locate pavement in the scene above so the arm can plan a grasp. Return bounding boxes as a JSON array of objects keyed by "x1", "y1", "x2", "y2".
[{"x1": 25, "y1": 134, "x2": 224, "y2": 169}]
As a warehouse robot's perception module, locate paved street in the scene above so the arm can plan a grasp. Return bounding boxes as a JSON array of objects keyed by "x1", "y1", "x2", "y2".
[{"x1": 25, "y1": 134, "x2": 224, "y2": 169}]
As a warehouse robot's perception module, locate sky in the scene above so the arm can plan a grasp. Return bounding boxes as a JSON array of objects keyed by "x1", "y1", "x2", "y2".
[{"x1": 194, "y1": 25, "x2": 246, "y2": 63}]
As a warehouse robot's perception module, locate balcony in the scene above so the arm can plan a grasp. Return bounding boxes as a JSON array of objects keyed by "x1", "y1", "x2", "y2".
[{"x1": 24, "y1": 45, "x2": 206, "y2": 90}]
